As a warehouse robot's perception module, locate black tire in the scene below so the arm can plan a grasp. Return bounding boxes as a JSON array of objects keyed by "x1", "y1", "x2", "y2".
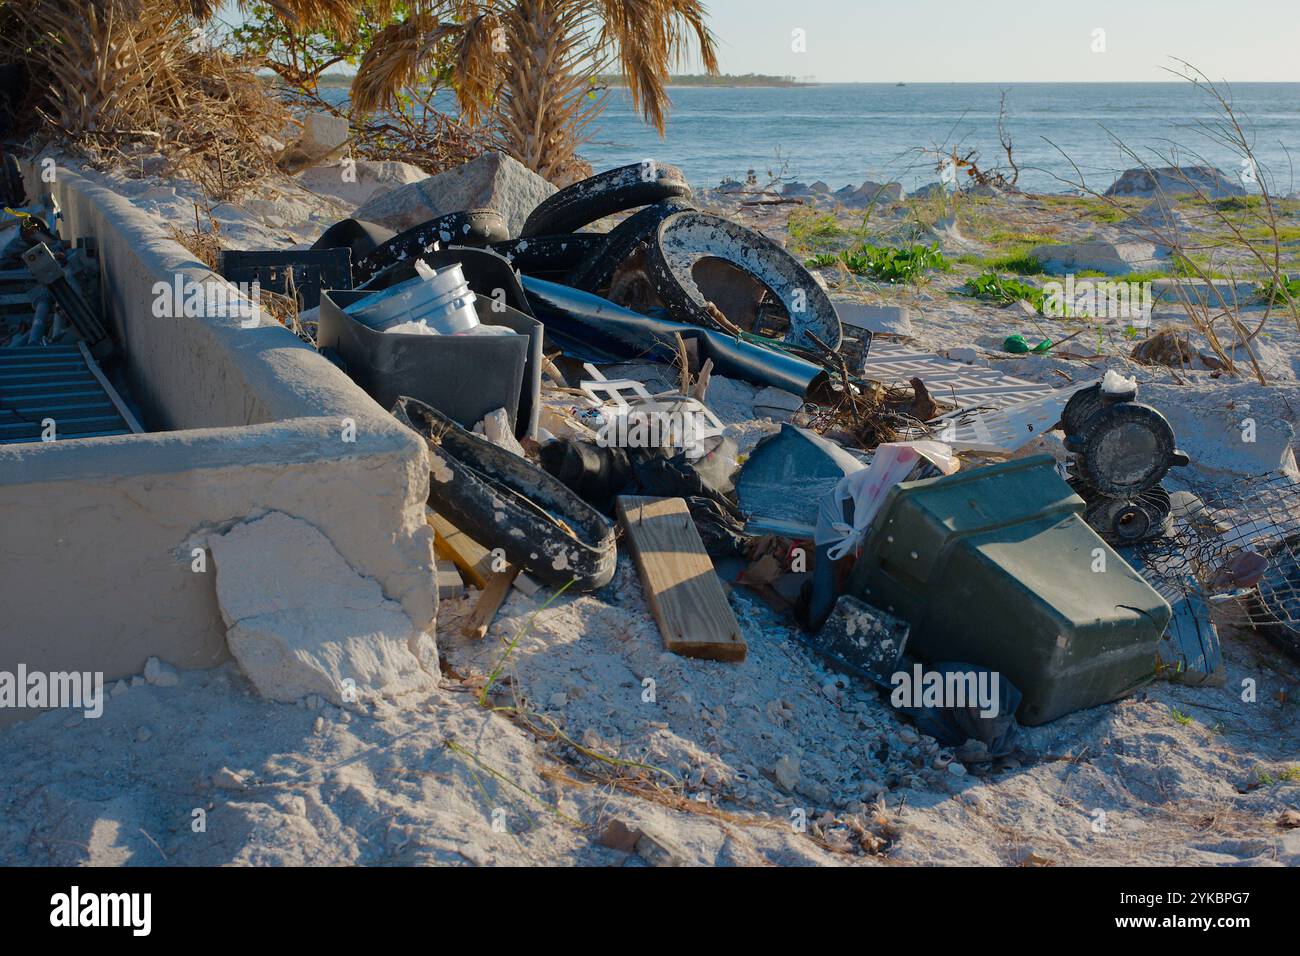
[
  {"x1": 490, "y1": 233, "x2": 609, "y2": 280},
  {"x1": 354, "y1": 209, "x2": 508, "y2": 283},
  {"x1": 567, "y1": 197, "x2": 695, "y2": 293},
  {"x1": 520, "y1": 162, "x2": 692, "y2": 238},
  {"x1": 644, "y1": 211, "x2": 843, "y2": 350}
]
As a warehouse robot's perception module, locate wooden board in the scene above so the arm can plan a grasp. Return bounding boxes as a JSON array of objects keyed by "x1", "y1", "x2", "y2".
[
  {"x1": 616, "y1": 496, "x2": 746, "y2": 662},
  {"x1": 429, "y1": 511, "x2": 494, "y2": 589},
  {"x1": 436, "y1": 559, "x2": 465, "y2": 601},
  {"x1": 427, "y1": 510, "x2": 539, "y2": 595},
  {"x1": 461, "y1": 566, "x2": 520, "y2": 640}
]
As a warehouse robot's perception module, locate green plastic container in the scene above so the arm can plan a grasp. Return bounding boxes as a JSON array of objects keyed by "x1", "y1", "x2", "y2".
[{"x1": 845, "y1": 456, "x2": 1170, "y2": 725}]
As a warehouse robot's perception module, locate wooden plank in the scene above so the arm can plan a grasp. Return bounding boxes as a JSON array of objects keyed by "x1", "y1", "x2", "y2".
[
  {"x1": 78, "y1": 341, "x2": 144, "y2": 434},
  {"x1": 428, "y1": 511, "x2": 493, "y2": 588},
  {"x1": 461, "y1": 566, "x2": 520, "y2": 639},
  {"x1": 436, "y1": 559, "x2": 465, "y2": 601},
  {"x1": 427, "y1": 510, "x2": 541, "y2": 595},
  {"x1": 615, "y1": 496, "x2": 746, "y2": 662}
]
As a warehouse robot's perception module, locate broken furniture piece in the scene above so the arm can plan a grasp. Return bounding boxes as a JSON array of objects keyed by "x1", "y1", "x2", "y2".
[
  {"x1": 616, "y1": 495, "x2": 746, "y2": 661},
  {"x1": 844, "y1": 456, "x2": 1171, "y2": 725}
]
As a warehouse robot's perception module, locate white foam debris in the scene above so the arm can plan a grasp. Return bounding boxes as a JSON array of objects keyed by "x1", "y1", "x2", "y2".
[{"x1": 1102, "y1": 369, "x2": 1137, "y2": 395}]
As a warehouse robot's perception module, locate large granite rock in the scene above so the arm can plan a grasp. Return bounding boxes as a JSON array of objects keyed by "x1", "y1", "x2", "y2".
[
  {"x1": 855, "y1": 180, "x2": 904, "y2": 203},
  {"x1": 296, "y1": 159, "x2": 429, "y2": 209},
  {"x1": 353, "y1": 152, "x2": 556, "y2": 236},
  {"x1": 910, "y1": 182, "x2": 947, "y2": 199},
  {"x1": 1103, "y1": 165, "x2": 1245, "y2": 199}
]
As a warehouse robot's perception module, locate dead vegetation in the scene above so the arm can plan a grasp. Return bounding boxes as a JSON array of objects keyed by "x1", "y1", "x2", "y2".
[{"x1": 0, "y1": 0, "x2": 288, "y2": 200}]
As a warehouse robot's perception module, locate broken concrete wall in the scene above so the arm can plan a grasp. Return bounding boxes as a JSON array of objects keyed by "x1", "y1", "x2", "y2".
[{"x1": 0, "y1": 159, "x2": 436, "y2": 726}]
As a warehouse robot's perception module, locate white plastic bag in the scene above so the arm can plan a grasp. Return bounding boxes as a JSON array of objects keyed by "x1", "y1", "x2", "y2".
[{"x1": 814, "y1": 440, "x2": 959, "y2": 560}]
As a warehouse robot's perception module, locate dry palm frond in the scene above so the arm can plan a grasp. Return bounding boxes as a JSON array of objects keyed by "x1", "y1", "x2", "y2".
[
  {"x1": 351, "y1": 0, "x2": 720, "y2": 182},
  {"x1": 349, "y1": 13, "x2": 454, "y2": 114},
  {"x1": 589, "y1": 0, "x2": 719, "y2": 133},
  {"x1": 3, "y1": 0, "x2": 288, "y2": 199}
]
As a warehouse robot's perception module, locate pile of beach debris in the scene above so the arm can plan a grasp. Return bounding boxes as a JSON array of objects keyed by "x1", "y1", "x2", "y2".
[{"x1": 215, "y1": 156, "x2": 1300, "y2": 768}]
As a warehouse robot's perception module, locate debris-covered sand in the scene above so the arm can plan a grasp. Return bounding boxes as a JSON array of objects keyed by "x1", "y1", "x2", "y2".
[{"x1": 3, "y1": 158, "x2": 1298, "y2": 866}]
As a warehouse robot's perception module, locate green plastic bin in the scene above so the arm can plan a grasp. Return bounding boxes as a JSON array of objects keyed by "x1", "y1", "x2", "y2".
[{"x1": 845, "y1": 455, "x2": 1170, "y2": 725}]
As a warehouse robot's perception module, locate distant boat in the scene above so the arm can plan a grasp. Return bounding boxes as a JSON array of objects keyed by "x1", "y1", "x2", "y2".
[{"x1": 896, "y1": 82, "x2": 906, "y2": 87}]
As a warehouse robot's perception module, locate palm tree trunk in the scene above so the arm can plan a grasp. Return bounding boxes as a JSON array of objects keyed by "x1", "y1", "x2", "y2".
[{"x1": 498, "y1": 0, "x2": 587, "y2": 183}]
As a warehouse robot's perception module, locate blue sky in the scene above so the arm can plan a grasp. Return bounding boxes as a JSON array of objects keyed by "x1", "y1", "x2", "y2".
[
  {"x1": 220, "y1": 1, "x2": 1300, "y2": 82},
  {"x1": 695, "y1": 0, "x2": 1299, "y2": 82}
]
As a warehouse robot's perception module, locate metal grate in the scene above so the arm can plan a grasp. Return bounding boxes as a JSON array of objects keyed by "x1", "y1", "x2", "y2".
[{"x1": 0, "y1": 344, "x2": 138, "y2": 443}]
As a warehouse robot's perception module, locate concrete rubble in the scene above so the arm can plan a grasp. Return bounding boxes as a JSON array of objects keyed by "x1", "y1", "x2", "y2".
[{"x1": 209, "y1": 511, "x2": 439, "y2": 706}]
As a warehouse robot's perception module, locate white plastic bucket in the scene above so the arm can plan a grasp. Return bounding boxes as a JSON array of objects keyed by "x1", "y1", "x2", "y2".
[{"x1": 345, "y1": 258, "x2": 480, "y2": 335}]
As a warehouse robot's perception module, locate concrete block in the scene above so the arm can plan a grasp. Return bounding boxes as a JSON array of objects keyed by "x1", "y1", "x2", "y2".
[{"x1": 0, "y1": 160, "x2": 438, "y2": 725}]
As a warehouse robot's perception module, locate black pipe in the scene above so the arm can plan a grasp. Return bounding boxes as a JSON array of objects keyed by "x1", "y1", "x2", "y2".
[{"x1": 520, "y1": 276, "x2": 829, "y2": 399}]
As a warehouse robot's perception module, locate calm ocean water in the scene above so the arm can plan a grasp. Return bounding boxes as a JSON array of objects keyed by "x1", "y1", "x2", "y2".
[{"x1": 337, "y1": 82, "x2": 1300, "y2": 194}]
